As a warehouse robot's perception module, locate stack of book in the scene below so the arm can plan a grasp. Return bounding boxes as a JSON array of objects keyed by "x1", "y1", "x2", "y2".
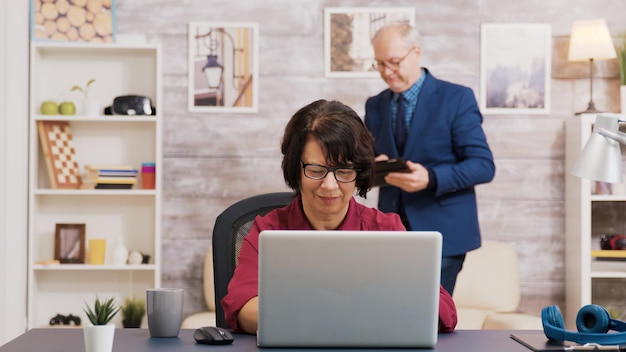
[{"x1": 81, "y1": 165, "x2": 138, "y2": 189}]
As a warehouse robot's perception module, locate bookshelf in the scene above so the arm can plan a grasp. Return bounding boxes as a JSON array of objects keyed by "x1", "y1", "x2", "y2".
[
  {"x1": 564, "y1": 113, "x2": 626, "y2": 329},
  {"x1": 27, "y1": 42, "x2": 162, "y2": 328}
]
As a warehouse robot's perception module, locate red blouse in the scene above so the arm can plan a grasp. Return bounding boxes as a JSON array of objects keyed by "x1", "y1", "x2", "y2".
[{"x1": 221, "y1": 195, "x2": 457, "y2": 333}]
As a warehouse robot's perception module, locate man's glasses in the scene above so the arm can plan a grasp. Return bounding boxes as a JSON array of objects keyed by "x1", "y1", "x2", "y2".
[
  {"x1": 371, "y1": 47, "x2": 415, "y2": 72},
  {"x1": 301, "y1": 161, "x2": 359, "y2": 183}
]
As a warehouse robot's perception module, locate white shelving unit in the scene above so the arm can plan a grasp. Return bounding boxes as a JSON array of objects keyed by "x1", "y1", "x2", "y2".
[
  {"x1": 27, "y1": 42, "x2": 162, "y2": 329},
  {"x1": 565, "y1": 113, "x2": 626, "y2": 329}
]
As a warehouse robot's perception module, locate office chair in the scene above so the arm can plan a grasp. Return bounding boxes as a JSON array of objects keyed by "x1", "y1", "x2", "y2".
[{"x1": 213, "y1": 192, "x2": 295, "y2": 329}]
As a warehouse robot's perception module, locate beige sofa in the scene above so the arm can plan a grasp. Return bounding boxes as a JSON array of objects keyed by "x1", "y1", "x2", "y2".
[{"x1": 452, "y1": 241, "x2": 543, "y2": 329}]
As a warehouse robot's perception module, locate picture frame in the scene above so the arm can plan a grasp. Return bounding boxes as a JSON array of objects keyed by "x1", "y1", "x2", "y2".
[
  {"x1": 37, "y1": 121, "x2": 80, "y2": 189},
  {"x1": 188, "y1": 22, "x2": 259, "y2": 113},
  {"x1": 30, "y1": 0, "x2": 116, "y2": 43},
  {"x1": 324, "y1": 7, "x2": 415, "y2": 78},
  {"x1": 54, "y1": 223, "x2": 86, "y2": 264},
  {"x1": 479, "y1": 23, "x2": 552, "y2": 115}
]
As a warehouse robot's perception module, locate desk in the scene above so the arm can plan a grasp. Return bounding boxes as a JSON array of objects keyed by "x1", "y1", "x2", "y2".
[{"x1": 0, "y1": 328, "x2": 541, "y2": 352}]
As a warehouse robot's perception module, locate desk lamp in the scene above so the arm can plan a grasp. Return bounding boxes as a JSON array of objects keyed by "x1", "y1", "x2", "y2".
[
  {"x1": 572, "y1": 113, "x2": 625, "y2": 183},
  {"x1": 568, "y1": 19, "x2": 617, "y2": 115}
]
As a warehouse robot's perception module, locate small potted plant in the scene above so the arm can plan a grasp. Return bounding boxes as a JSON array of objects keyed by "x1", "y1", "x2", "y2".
[
  {"x1": 83, "y1": 296, "x2": 119, "y2": 352},
  {"x1": 71, "y1": 79, "x2": 100, "y2": 116},
  {"x1": 121, "y1": 296, "x2": 146, "y2": 328}
]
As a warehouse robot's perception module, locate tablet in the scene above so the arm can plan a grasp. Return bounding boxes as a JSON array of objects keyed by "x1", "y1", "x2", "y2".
[{"x1": 373, "y1": 158, "x2": 410, "y2": 186}]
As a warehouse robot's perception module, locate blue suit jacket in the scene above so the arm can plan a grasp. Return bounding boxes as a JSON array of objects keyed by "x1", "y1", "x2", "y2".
[{"x1": 364, "y1": 69, "x2": 495, "y2": 256}]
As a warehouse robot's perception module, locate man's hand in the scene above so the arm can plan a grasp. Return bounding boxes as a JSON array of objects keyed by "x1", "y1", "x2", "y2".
[{"x1": 384, "y1": 160, "x2": 429, "y2": 192}]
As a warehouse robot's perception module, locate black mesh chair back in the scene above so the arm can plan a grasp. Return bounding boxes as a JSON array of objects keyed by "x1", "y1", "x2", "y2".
[{"x1": 212, "y1": 192, "x2": 295, "y2": 329}]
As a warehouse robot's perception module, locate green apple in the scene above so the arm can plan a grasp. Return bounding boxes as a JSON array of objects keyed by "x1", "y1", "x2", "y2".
[
  {"x1": 58, "y1": 101, "x2": 76, "y2": 115},
  {"x1": 40, "y1": 101, "x2": 58, "y2": 115}
]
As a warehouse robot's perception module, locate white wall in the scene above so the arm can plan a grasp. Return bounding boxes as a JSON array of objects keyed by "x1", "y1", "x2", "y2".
[{"x1": 0, "y1": 1, "x2": 29, "y2": 345}]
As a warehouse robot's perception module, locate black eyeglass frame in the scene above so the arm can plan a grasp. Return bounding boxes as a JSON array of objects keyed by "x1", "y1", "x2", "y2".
[
  {"x1": 371, "y1": 47, "x2": 415, "y2": 72},
  {"x1": 300, "y1": 161, "x2": 360, "y2": 183}
]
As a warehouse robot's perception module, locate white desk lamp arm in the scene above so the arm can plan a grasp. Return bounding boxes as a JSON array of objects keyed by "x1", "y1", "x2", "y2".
[{"x1": 596, "y1": 127, "x2": 626, "y2": 145}]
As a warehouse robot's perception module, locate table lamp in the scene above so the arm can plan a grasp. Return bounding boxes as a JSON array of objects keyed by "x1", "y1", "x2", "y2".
[
  {"x1": 568, "y1": 19, "x2": 617, "y2": 115},
  {"x1": 572, "y1": 113, "x2": 625, "y2": 183}
]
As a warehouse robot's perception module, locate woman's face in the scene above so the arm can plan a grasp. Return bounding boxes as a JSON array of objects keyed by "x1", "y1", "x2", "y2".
[{"x1": 299, "y1": 138, "x2": 355, "y2": 228}]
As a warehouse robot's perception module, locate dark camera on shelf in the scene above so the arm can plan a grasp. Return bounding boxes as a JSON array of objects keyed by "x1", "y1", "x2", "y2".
[
  {"x1": 49, "y1": 313, "x2": 81, "y2": 326},
  {"x1": 104, "y1": 95, "x2": 156, "y2": 116},
  {"x1": 600, "y1": 234, "x2": 626, "y2": 250}
]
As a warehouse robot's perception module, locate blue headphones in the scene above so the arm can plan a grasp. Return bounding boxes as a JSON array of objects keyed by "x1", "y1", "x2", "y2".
[{"x1": 542, "y1": 305, "x2": 626, "y2": 345}]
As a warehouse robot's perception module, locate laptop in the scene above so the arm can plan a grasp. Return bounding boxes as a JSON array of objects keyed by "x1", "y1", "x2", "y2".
[{"x1": 257, "y1": 230, "x2": 442, "y2": 348}]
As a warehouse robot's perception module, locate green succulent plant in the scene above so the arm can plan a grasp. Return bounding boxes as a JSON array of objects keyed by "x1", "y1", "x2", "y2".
[
  {"x1": 121, "y1": 297, "x2": 146, "y2": 323},
  {"x1": 84, "y1": 296, "x2": 120, "y2": 326},
  {"x1": 71, "y1": 79, "x2": 96, "y2": 99}
]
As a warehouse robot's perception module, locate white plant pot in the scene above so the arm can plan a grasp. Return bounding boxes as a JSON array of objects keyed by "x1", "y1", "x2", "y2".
[
  {"x1": 83, "y1": 324, "x2": 115, "y2": 352},
  {"x1": 83, "y1": 99, "x2": 101, "y2": 117},
  {"x1": 621, "y1": 85, "x2": 626, "y2": 115}
]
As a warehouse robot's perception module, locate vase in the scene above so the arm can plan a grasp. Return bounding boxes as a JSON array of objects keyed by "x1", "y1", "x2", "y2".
[
  {"x1": 83, "y1": 99, "x2": 101, "y2": 117},
  {"x1": 83, "y1": 324, "x2": 115, "y2": 352},
  {"x1": 621, "y1": 86, "x2": 626, "y2": 115}
]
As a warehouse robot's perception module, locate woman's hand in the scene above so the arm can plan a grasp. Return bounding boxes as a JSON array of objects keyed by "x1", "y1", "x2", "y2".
[{"x1": 237, "y1": 296, "x2": 259, "y2": 334}]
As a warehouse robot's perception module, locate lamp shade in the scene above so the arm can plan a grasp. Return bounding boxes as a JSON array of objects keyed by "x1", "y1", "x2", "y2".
[
  {"x1": 572, "y1": 114, "x2": 625, "y2": 184},
  {"x1": 568, "y1": 19, "x2": 617, "y2": 61},
  {"x1": 202, "y1": 55, "x2": 223, "y2": 89}
]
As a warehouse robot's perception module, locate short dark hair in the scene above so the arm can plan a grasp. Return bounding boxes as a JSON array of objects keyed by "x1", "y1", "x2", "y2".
[{"x1": 281, "y1": 99, "x2": 374, "y2": 198}]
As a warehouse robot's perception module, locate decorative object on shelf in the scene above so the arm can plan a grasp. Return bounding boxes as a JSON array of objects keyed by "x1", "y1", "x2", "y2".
[
  {"x1": 141, "y1": 162, "x2": 156, "y2": 189},
  {"x1": 571, "y1": 113, "x2": 625, "y2": 183},
  {"x1": 49, "y1": 313, "x2": 81, "y2": 326},
  {"x1": 111, "y1": 234, "x2": 128, "y2": 266},
  {"x1": 81, "y1": 165, "x2": 138, "y2": 190},
  {"x1": 71, "y1": 79, "x2": 100, "y2": 117},
  {"x1": 104, "y1": 95, "x2": 155, "y2": 116},
  {"x1": 37, "y1": 120, "x2": 81, "y2": 189},
  {"x1": 568, "y1": 19, "x2": 617, "y2": 115},
  {"x1": 54, "y1": 223, "x2": 86, "y2": 264},
  {"x1": 40, "y1": 100, "x2": 59, "y2": 115},
  {"x1": 617, "y1": 33, "x2": 626, "y2": 114},
  {"x1": 127, "y1": 250, "x2": 144, "y2": 265},
  {"x1": 188, "y1": 22, "x2": 259, "y2": 113},
  {"x1": 121, "y1": 297, "x2": 146, "y2": 328},
  {"x1": 30, "y1": 0, "x2": 116, "y2": 43},
  {"x1": 87, "y1": 238, "x2": 107, "y2": 265},
  {"x1": 83, "y1": 296, "x2": 119, "y2": 352},
  {"x1": 479, "y1": 23, "x2": 552, "y2": 115},
  {"x1": 600, "y1": 234, "x2": 626, "y2": 250}
]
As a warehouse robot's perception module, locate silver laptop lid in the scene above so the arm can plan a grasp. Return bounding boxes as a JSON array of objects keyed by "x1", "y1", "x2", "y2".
[{"x1": 257, "y1": 230, "x2": 442, "y2": 348}]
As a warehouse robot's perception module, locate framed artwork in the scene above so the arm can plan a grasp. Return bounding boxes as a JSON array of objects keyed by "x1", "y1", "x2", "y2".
[
  {"x1": 30, "y1": 0, "x2": 116, "y2": 43},
  {"x1": 188, "y1": 22, "x2": 259, "y2": 113},
  {"x1": 324, "y1": 7, "x2": 415, "y2": 78},
  {"x1": 54, "y1": 223, "x2": 86, "y2": 264},
  {"x1": 480, "y1": 23, "x2": 552, "y2": 115},
  {"x1": 37, "y1": 120, "x2": 80, "y2": 189}
]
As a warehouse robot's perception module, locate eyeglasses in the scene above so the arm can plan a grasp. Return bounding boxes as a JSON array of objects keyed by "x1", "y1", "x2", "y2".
[
  {"x1": 301, "y1": 161, "x2": 359, "y2": 183},
  {"x1": 371, "y1": 47, "x2": 415, "y2": 71}
]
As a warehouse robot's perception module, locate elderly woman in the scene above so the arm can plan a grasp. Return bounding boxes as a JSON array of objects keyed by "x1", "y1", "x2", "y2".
[{"x1": 221, "y1": 99, "x2": 457, "y2": 334}]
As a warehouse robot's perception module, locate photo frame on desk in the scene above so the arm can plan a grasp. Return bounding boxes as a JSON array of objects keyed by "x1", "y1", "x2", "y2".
[
  {"x1": 324, "y1": 7, "x2": 415, "y2": 78},
  {"x1": 479, "y1": 23, "x2": 551, "y2": 115},
  {"x1": 188, "y1": 21, "x2": 259, "y2": 113},
  {"x1": 54, "y1": 223, "x2": 86, "y2": 264}
]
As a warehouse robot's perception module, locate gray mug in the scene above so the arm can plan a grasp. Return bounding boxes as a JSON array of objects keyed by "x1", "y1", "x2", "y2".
[{"x1": 146, "y1": 288, "x2": 184, "y2": 337}]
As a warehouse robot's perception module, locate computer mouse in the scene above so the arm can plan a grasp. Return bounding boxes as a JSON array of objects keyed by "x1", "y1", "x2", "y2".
[{"x1": 194, "y1": 326, "x2": 234, "y2": 345}]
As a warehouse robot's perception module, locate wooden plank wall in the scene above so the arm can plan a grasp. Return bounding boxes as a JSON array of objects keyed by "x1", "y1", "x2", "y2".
[{"x1": 114, "y1": 0, "x2": 626, "y2": 320}]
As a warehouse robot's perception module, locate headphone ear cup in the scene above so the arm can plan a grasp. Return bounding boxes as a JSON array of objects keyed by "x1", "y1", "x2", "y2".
[
  {"x1": 545, "y1": 305, "x2": 565, "y2": 328},
  {"x1": 576, "y1": 304, "x2": 611, "y2": 333}
]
